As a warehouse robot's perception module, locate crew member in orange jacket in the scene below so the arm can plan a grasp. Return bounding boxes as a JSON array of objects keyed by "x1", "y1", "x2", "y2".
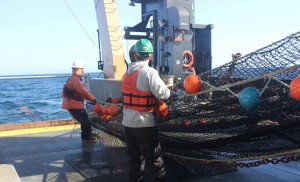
[
  {"x1": 62, "y1": 61, "x2": 98, "y2": 143},
  {"x1": 122, "y1": 39, "x2": 178, "y2": 182}
]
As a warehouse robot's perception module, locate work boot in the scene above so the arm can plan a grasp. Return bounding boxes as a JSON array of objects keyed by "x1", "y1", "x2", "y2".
[
  {"x1": 91, "y1": 133, "x2": 100, "y2": 138},
  {"x1": 81, "y1": 137, "x2": 98, "y2": 143}
]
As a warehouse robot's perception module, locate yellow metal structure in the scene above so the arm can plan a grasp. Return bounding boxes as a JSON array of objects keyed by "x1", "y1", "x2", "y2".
[{"x1": 94, "y1": 0, "x2": 125, "y2": 80}]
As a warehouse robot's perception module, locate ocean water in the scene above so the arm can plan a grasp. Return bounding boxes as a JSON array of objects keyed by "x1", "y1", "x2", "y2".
[{"x1": 0, "y1": 73, "x2": 102, "y2": 124}]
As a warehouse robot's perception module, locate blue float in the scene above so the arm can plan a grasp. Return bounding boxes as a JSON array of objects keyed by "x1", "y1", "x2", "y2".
[{"x1": 239, "y1": 87, "x2": 261, "y2": 110}]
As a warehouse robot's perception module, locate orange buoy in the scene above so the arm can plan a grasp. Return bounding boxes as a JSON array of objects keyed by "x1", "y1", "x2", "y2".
[
  {"x1": 93, "y1": 103, "x2": 102, "y2": 114},
  {"x1": 102, "y1": 104, "x2": 110, "y2": 115},
  {"x1": 108, "y1": 104, "x2": 119, "y2": 116},
  {"x1": 290, "y1": 76, "x2": 300, "y2": 100},
  {"x1": 183, "y1": 75, "x2": 202, "y2": 94},
  {"x1": 157, "y1": 101, "x2": 168, "y2": 118}
]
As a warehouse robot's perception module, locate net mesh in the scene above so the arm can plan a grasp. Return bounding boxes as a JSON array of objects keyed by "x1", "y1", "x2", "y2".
[{"x1": 91, "y1": 31, "x2": 300, "y2": 167}]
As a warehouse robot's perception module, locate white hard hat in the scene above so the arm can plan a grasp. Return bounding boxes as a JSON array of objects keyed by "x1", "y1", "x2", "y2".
[{"x1": 71, "y1": 61, "x2": 84, "y2": 69}]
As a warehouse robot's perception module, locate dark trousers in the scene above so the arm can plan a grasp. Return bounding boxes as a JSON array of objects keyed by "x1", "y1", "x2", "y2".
[
  {"x1": 124, "y1": 126, "x2": 166, "y2": 182},
  {"x1": 68, "y1": 109, "x2": 91, "y2": 140}
]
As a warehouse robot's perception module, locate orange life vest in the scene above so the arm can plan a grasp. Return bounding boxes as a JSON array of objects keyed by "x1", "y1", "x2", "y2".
[
  {"x1": 122, "y1": 68, "x2": 158, "y2": 112},
  {"x1": 62, "y1": 76, "x2": 84, "y2": 101}
]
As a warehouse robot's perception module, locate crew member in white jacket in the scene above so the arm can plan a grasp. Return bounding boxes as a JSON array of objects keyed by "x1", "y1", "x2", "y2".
[{"x1": 122, "y1": 39, "x2": 177, "y2": 182}]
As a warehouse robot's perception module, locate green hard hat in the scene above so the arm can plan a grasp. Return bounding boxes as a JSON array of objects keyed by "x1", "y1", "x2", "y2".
[{"x1": 134, "y1": 39, "x2": 153, "y2": 53}]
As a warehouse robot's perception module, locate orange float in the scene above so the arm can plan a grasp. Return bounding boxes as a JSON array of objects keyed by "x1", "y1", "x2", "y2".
[
  {"x1": 198, "y1": 118, "x2": 207, "y2": 125},
  {"x1": 183, "y1": 75, "x2": 202, "y2": 94},
  {"x1": 102, "y1": 104, "x2": 110, "y2": 115},
  {"x1": 157, "y1": 101, "x2": 168, "y2": 118},
  {"x1": 183, "y1": 119, "x2": 190, "y2": 126},
  {"x1": 108, "y1": 104, "x2": 120, "y2": 116},
  {"x1": 93, "y1": 103, "x2": 102, "y2": 114},
  {"x1": 290, "y1": 76, "x2": 300, "y2": 100},
  {"x1": 168, "y1": 120, "x2": 176, "y2": 125}
]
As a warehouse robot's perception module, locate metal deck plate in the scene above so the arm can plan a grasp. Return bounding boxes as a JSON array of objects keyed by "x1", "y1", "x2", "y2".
[
  {"x1": 65, "y1": 147, "x2": 129, "y2": 181},
  {"x1": 65, "y1": 147, "x2": 236, "y2": 182}
]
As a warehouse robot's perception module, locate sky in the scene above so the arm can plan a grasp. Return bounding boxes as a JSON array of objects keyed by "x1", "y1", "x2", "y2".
[{"x1": 0, "y1": 0, "x2": 299, "y2": 76}]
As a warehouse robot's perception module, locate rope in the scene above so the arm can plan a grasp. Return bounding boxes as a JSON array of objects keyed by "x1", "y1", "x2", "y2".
[{"x1": 62, "y1": 0, "x2": 99, "y2": 51}]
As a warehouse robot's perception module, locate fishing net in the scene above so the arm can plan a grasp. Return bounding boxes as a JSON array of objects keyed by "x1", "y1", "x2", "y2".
[{"x1": 90, "y1": 31, "x2": 300, "y2": 167}]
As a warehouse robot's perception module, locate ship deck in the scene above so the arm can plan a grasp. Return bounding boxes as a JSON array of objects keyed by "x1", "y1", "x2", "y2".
[{"x1": 1, "y1": 122, "x2": 300, "y2": 182}]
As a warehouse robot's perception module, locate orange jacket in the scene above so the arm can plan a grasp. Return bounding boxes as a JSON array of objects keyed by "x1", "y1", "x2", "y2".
[
  {"x1": 122, "y1": 68, "x2": 158, "y2": 112},
  {"x1": 62, "y1": 75, "x2": 95, "y2": 109}
]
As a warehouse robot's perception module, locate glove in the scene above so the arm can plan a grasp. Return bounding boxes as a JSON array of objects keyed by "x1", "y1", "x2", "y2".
[
  {"x1": 106, "y1": 97, "x2": 122, "y2": 103},
  {"x1": 170, "y1": 91, "x2": 180, "y2": 100},
  {"x1": 105, "y1": 97, "x2": 112, "y2": 103},
  {"x1": 93, "y1": 98, "x2": 98, "y2": 104},
  {"x1": 166, "y1": 91, "x2": 180, "y2": 104},
  {"x1": 157, "y1": 101, "x2": 168, "y2": 118}
]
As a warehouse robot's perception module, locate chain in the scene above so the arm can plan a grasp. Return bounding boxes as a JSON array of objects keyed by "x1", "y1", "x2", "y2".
[
  {"x1": 163, "y1": 151, "x2": 300, "y2": 168},
  {"x1": 235, "y1": 154, "x2": 300, "y2": 168},
  {"x1": 185, "y1": 154, "x2": 300, "y2": 168},
  {"x1": 209, "y1": 150, "x2": 263, "y2": 160}
]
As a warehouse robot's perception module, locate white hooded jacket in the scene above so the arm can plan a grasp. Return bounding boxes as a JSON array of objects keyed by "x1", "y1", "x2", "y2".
[{"x1": 122, "y1": 60, "x2": 171, "y2": 128}]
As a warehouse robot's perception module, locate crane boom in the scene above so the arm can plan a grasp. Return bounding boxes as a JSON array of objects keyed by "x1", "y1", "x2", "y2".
[{"x1": 94, "y1": 0, "x2": 125, "y2": 80}]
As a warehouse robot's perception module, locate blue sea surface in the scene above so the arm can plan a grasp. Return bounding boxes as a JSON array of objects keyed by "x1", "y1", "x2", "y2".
[{"x1": 0, "y1": 72, "x2": 103, "y2": 124}]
